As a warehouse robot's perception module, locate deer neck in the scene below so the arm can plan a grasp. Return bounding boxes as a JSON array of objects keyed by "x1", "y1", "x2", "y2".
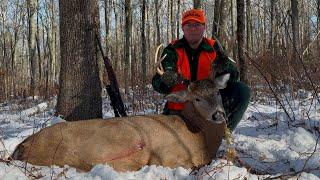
[
  {"x1": 180, "y1": 102, "x2": 212, "y2": 133},
  {"x1": 180, "y1": 102, "x2": 225, "y2": 156}
]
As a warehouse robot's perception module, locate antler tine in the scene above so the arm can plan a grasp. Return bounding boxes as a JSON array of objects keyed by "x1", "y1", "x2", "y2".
[{"x1": 155, "y1": 44, "x2": 167, "y2": 75}]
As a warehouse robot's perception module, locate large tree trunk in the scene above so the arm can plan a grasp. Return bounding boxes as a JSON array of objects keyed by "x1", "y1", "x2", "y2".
[
  {"x1": 57, "y1": 0, "x2": 102, "y2": 121},
  {"x1": 236, "y1": 0, "x2": 247, "y2": 83}
]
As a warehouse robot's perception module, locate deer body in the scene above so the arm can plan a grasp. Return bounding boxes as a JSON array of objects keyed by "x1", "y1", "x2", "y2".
[
  {"x1": 12, "y1": 115, "x2": 224, "y2": 171},
  {"x1": 12, "y1": 74, "x2": 230, "y2": 172}
]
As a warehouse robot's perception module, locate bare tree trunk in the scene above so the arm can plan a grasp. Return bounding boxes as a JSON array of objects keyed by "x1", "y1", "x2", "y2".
[
  {"x1": 141, "y1": 0, "x2": 147, "y2": 88},
  {"x1": 230, "y1": 0, "x2": 237, "y2": 59},
  {"x1": 124, "y1": 0, "x2": 132, "y2": 95},
  {"x1": 57, "y1": 0, "x2": 102, "y2": 121},
  {"x1": 237, "y1": 0, "x2": 247, "y2": 83},
  {"x1": 0, "y1": 1, "x2": 5, "y2": 101},
  {"x1": 104, "y1": 0, "x2": 110, "y2": 55},
  {"x1": 166, "y1": 1, "x2": 170, "y2": 42},
  {"x1": 318, "y1": 0, "x2": 320, "y2": 29},
  {"x1": 262, "y1": 0, "x2": 267, "y2": 51},
  {"x1": 49, "y1": 0, "x2": 57, "y2": 89},
  {"x1": 193, "y1": 0, "x2": 202, "y2": 9},
  {"x1": 113, "y1": 1, "x2": 119, "y2": 72},
  {"x1": 146, "y1": 2, "x2": 151, "y2": 76},
  {"x1": 268, "y1": 0, "x2": 275, "y2": 52},
  {"x1": 170, "y1": 0, "x2": 175, "y2": 40},
  {"x1": 212, "y1": 0, "x2": 221, "y2": 37},
  {"x1": 176, "y1": 0, "x2": 180, "y2": 39},
  {"x1": 36, "y1": 0, "x2": 42, "y2": 87},
  {"x1": 155, "y1": 0, "x2": 160, "y2": 45},
  {"x1": 301, "y1": 1, "x2": 310, "y2": 49},
  {"x1": 218, "y1": 0, "x2": 228, "y2": 42},
  {"x1": 317, "y1": 0, "x2": 320, "y2": 47},
  {"x1": 291, "y1": 0, "x2": 299, "y2": 61},
  {"x1": 103, "y1": 0, "x2": 111, "y2": 86},
  {"x1": 245, "y1": 0, "x2": 252, "y2": 53},
  {"x1": 9, "y1": 1, "x2": 22, "y2": 97},
  {"x1": 27, "y1": 0, "x2": 37, "y2": 98},
  {"x1": 42, "y1": 23, "x2": 49, "y2": 98}
]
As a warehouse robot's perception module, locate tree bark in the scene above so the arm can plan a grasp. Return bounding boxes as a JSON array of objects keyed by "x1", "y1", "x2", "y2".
[
  {"x1": 268, "y1": 0, "x2": 275, "y2": 51},
  {"x1": 36, "y1": 0, "x2": 42, "y2": 85},
  {"x1": 124, "y1": 0, "x2": 131, "y2": 95},
  {"x1": 291, "y1": 0, "x2": 299, "y2": 61},
  {"x1": 317, "y1": 0, "x2": 320, "y2": 47},
  {"x1": 212, "y1": 0, "x2": 221, "y2": 37},
  {"x1": 245, "y1": 0, "x2": 252, "y2": 53},
  {"x1": 57, "y1": 0, "x2": 102, "y2": 121},
  {"x1": 141, "y1": 0, "x2": 147, "y2": 88},
  {"x1": 237, "y1": 0, "x2": 247, "y2": 83},
  {"x1": 112, "y1": 1, "x2": 119, "y2": 72},
  {"x1": 27, "y1": 0, "x2": 38, "y2": 98},
  {"x1": 176, "y1": 0, "x2": 180, "y2": 39},
  {"x1": 218, "y1": 0, "x2": 228, "y2": 41},
  {"x1": 170, "y1": 0, "x2": 175, "y2": 40},
  {"x1": 318, "y1": 0, "x2": 320, "y2": 29},
  {"x1": 49, "y1": 0, "x2": 57, "y2": 89},
  {"x1": 193, "y1": 0, "x2": 202, "y2": 9},
  {"x1": 155, "y1": 0, "x2": 160, "y2": 45},
  {"x1": 104, "y1": 0, "x2": 110, "y2": 55}
]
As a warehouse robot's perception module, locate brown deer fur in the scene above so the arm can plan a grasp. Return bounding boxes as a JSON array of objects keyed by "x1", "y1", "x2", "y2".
[{"x1": 11, "y1": 74, "x2": 230, "y2": 172}]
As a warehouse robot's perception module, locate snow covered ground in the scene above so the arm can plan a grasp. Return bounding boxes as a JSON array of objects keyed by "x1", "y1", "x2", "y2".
[{"x1": 0, "y1": 93, "x2": 319, "y2": 180}]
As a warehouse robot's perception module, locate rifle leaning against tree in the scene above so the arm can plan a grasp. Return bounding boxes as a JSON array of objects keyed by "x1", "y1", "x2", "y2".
[{"x1": 95, "y1": 34, "x2": 127, "y2": 117}]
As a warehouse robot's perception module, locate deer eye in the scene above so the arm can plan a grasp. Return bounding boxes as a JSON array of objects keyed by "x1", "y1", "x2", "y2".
[{"x1": 195, "y1": 98, "x2": 201, "y2": 102}]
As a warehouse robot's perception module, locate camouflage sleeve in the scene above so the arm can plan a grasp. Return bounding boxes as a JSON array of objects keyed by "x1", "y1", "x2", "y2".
[
  {"x1": 152, "y1": 44, "x2": 178, "y2": 94},
  {"x1": 213, "y1": 43, "x2": 239, "y2": 83}
]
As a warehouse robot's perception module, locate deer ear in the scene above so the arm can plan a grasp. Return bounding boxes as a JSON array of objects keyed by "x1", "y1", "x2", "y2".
[
  {"x1": 165, "y1": 91, "x2": 189, "y2": 103},
  {"x1": 214, "y1": 73, "x2": 230, "y2": 89}
]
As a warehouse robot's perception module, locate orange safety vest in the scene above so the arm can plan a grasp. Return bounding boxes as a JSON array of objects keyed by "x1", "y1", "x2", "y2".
[{"x1": 167, "y1": 37, "x2": 217, "y2": 110}]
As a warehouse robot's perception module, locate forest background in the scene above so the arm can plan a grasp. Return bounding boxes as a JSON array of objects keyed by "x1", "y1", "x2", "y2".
[{"x1": 0, "y1": 0, "x2": 319, "y2": 119}]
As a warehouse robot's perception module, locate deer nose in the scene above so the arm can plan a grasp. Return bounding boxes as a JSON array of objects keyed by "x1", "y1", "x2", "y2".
[{"x1": 211, "y1": 111, "x2": 226, "y2": 123}]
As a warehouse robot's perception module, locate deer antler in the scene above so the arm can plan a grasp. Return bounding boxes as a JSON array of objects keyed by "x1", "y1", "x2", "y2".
[{"x1": 155, "y1": 44, "x2": 167, "y2": 75}]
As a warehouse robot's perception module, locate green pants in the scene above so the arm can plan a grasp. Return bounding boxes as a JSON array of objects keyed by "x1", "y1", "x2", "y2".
[
  {"x1": 220, "y1": 81, "x2": 251, "y2": 131},
  {"x1": 163, "y1": 81, "x2": 251, "y2": 131}
]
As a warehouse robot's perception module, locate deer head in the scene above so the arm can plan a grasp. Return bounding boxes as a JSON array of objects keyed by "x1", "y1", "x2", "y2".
[{"x1": 165, "y1": 73, "x2": 230, "y2": 124}]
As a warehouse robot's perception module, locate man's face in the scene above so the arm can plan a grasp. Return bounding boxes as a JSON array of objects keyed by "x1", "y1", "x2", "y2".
[{"x1": 182, "y1": 21, "x2": 206, "y2": 44}]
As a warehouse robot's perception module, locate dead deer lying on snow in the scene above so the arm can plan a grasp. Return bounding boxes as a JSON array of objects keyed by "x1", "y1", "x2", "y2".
[{"x1": 11, "y1": 73, "x2": 230, "y2": 172}]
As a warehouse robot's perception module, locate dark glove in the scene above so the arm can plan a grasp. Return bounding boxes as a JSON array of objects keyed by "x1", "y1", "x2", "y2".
[{"x1": 160, "y1": 70, "x2": 181, "y2": 87}]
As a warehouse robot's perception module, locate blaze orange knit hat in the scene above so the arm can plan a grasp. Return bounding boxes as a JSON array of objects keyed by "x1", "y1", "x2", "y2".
[{"x1": 182, "y1": 9, "x2": 206, "y2": 26}]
